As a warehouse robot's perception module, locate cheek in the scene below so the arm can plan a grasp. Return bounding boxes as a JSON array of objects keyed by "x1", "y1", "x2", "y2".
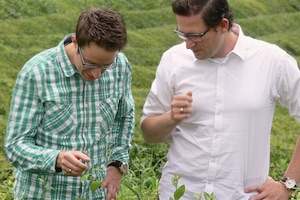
[{"x1": 74, "y1": 65, "x2": 83, "y2": 73}]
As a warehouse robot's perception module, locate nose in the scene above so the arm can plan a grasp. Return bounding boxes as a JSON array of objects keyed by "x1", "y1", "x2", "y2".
[
  {"x1": 185, "y1": 38, "x2": 196, "y2": 49},
  {"x1": 90, "y1": 68, "x2": 103, "y2": 79}
]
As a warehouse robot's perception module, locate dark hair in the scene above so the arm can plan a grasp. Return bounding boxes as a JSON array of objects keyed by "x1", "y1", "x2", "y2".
[
  {"x1": 76, "y1": 8, "x2": 127, "y2": 51},
  {"x1": 172, "y1": 0, "x2": 233, "y2": 30}
]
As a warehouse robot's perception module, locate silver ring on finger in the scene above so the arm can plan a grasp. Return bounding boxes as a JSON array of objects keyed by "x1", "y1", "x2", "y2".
[{"x1": 180, "y1": 107, "x2": 184, "y2": 114}]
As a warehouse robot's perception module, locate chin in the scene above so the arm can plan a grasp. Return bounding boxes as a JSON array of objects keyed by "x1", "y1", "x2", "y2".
[
  {"x1": 86, "y1": 79, "x2": 97, "y2": 82},
  {"x1": 194, "y1": 54, "x2": 207, "y2": 60},
  {"x1": 193, "y1": 51, "x2": 207, "y2": 60}
]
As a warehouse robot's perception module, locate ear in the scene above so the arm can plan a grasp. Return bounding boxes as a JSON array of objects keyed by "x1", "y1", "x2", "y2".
[
  {"x1": 71, "y1": 35, "x2": 78, "y2": 45},
  {"x1": 219, "y1": 18, "x2": 230, "y2": 32}
]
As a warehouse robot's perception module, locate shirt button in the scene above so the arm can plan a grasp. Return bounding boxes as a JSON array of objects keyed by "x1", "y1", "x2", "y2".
[
  {"x1": 85, "y1": 104, "x2": 88, "y2": 108},
  {"x1": 59, "y1": 105, "x2": 63, "y2": 109}
]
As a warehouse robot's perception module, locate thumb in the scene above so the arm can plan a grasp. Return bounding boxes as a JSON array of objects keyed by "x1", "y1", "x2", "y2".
[
  {"x1": 100, "y1": 179, "x2": 108, "y2": 191},
  {"x1": 186, "y1": 91, "x2": 192, "y2": 97}
]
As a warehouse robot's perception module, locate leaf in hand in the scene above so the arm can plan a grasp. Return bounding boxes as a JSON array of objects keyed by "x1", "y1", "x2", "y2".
[
  {"x1": 80, "y1": 174, "x2": 91, "y2": 182},
  {"x1": 90, "y1": 180, "x2": 103, "y2": 192}
]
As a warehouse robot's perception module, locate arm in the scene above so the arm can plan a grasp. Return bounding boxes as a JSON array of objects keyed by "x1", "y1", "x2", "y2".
[
  {"x1": 141, "y1": 111, "x2": 176, "y2": 143},
  {"x1": 244, "y1": 137, "x2": 300, "y2": 200},
  {"x1": 108, "y1": 54, "x2": 135, "y2": 163},
  {"x1": 141, "y1": 91, "x2": 193, "y2": 143},
  {"x1": 103, "y1": 54, "x2": 135, "y2": 198},
  {"x1": 245, "y1": 48, "x2": 300, "y2": 200},
  {"x1": 4, "y1": 68, "x2": 59, "y2": 174}
]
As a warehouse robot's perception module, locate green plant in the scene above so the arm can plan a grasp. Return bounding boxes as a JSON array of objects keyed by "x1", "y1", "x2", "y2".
[
  {"x1": 170, "y1": 174, "x2": 185, "y2": 200},
  {"x1": 80, "y1": 168, "x2": 104, "y2": 193},
  {"x1": 170, "y1": 174, "x2": 216, "y2": 200},
  {"x1": 0, "y1": 173, "x2": 14, "y2": 200},
  {"x1": 1, "y1": 0, "x2": 300, "y2": 199},
  {"x1": 38, "y1": 176, "x2": 55, "y2": 199}
]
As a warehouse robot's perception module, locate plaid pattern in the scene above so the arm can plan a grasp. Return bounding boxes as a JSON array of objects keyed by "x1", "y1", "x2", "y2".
[{"x1": 5, "y1": 34, "x2": 135, "y2": 199}]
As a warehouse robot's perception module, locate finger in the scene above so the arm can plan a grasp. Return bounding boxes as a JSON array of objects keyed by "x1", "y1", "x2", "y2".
[
  {"x1": 173, "y1": 93, "x2": 193, "y2": 101},
  {"x1": 64, "y1": 153, "x2": 89, "y2": 170},
  {"x1": 72, "y1": 151, "x2": 91, "y2": 162},
  {"x1": 186, "y1": 91, "x2": 193, "y2": 97},
  {"x1": 100, "y1": 178, "x2": 108, "y2": 191},
  {"x1": 248, "y1": 193, "x2": 265, "y2": 200},
  {"x1": 105, "y1": 187, "x2": 116, "y2": 200},
  {"x1": 244, "y1": 185, "x2": 260, "y2": 193},
  {"x1": 62, "y1": 165, "x2": 82, "y2": 176}
]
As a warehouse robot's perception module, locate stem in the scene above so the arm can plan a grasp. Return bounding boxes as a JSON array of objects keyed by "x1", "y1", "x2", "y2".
[{"x1": 123, "y1": 180, "x2": 141, "y2": 200}]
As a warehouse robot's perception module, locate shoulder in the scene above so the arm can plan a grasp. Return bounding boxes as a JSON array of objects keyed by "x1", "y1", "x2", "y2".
[
  {"x1": 116, "y1": 52, "x2": 132, "y2": 72},
  {"x1": 21, "y1": 47, "x2": 58, "y2": 74},
  {"x1": 160, "y1": 42, "x2": 195, "y2": 69},
  {"x1": 16, "y1": 47, "x2": 58, "y2": 82},
  {"x1": 244, "y1": 35, "x2": 289, "y2": 59},
  {"x1": 163, "y1": 42, "x2": 192, "y2": 59}
]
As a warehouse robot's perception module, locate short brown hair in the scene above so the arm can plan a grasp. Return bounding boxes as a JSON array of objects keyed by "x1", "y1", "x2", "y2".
[
  {"x1": 172, "y1": 0, "x2": 233, "y2": 30},
  {"x1": 76, "y1": 8, "x2": 127, "y2": 51}
]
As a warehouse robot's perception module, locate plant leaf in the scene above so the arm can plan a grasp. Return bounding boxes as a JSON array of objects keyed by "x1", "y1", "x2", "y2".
[
  {"x1": 172, "y1": 175, "x2": 177, "y2": 187},
  {"x1": 193, "y1": 193, "x2": 202, "y2": 200},
  {"x1": 80, "y1": 174, "x2": 91, "y2": 182},
  {"x1": 45, "y1": 185, "x2": 56, "y2": 191},
  {"x1": 38, "y1": 178, "x2": 45, "y2": 183},
  {"x1": 174, "y1": 185, "x2": 185, "y2": 200},
  {"x1": 90, "y1": 180, "x2": 103, "y2": 192}
]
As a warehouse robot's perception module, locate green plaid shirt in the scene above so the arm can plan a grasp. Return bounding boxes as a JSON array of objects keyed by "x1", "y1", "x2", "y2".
[{"x1": 5, "y1": 34, "x2": 135, "y2": 199}]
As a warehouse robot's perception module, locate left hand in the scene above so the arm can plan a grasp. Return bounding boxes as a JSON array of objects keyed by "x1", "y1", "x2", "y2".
[
  {"x1": 244, "y1": 176, "x2": 293, "y2": 200},
  {"x1": 101, "y1": 166, "x2": 123, "y2": 200}
]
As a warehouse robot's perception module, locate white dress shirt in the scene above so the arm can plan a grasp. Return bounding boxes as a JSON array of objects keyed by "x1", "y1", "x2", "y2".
[{"x1": 141, "y1": 24, "x2": 300, "y2": 200}]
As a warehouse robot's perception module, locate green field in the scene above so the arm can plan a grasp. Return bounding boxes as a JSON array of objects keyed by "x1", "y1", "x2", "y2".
[{"x1": 0, "y1": 0, "x2": 300, "y2": 199}]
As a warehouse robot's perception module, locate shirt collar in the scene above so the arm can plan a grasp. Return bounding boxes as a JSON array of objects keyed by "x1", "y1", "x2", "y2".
[
  {"x1": 57, "y1": 34, "x2": 77, "y2": 77},
  {"x1": 193, "y1": 24, "x2": 246, "y2": 64},
  {"x1": 229, "y1": 23, "x2": 246, "y2": 61}
]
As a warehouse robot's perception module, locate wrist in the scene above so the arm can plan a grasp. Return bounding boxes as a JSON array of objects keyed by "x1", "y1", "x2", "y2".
[
  {"x1": 107, "y1": 160, "x2": 128, "y2": 175},
  {"x1": 55, "y1": 152, "x2": 64, "y2": 172},
  {"x1": 280, "y1": 176, "x2": 298, "y2": 190}
]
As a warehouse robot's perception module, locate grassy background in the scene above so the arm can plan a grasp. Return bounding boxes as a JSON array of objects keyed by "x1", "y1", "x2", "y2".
[{"x1": 0, "y1": 0, "x2": 300, "y2": 199}]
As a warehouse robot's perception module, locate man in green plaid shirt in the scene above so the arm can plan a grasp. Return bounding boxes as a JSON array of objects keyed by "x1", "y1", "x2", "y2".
[{"x1": 4, "y1": 8, "x2": 135, "y2": 200}]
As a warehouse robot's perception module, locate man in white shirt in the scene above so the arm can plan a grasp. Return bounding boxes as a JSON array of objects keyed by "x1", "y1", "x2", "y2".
[{"x1": 140, "y1": 0, "x2": 300, "y2": 199}]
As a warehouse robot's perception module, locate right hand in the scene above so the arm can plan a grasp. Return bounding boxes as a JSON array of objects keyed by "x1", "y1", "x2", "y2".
[
  {"x1": 56, "y1": 151, "x2": 91, "y2": 176},
  {"x1": 170, "y1": 91, "x2": 193, "y2": 123}
]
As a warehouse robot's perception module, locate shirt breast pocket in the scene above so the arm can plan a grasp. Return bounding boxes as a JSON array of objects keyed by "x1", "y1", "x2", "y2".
[
  {"x1": 43, "y1": 101, "x2": 74, "y2": 136},
  {"x1": 93, "y1": 97, "x2": 119, "y2": 141}
]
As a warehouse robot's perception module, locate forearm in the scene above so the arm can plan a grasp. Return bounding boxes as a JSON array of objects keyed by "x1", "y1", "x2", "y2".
[
  {"x1": 283, "y1": 136, "x2": 300, "y2": 183},
  {"x1": 4, "y1": 136, "x2": 60, "y2": 174},
  {"x1": 109, "y1": 108, "x2": 135, "y2": 163},
  {"x1": 141, "y1": 111, "x2": 177, "y2": 143}
]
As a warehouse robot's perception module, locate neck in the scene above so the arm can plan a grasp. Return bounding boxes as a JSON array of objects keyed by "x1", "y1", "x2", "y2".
[
  {"x1": 217, "y1": 30, "x2": 239, "y2": 58},
  {"x1": 64, "y1": 43, "x2": 78, "y2": 67}
]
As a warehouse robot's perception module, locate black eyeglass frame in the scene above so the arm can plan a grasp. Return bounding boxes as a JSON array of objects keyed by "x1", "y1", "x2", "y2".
[
  {"x1": 174, "y1": 26, "x2": 212, "y2": 42},
  {"x1": 78, "y1": 46, "x2": 118, "y2": 70}
]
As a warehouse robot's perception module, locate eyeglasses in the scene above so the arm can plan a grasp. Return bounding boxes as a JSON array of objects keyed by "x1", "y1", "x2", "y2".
[
  {"x1": 174, "y1": 26, "x2": 212, "y2": 42},
  {"x1": 78, "y1": 47, "x2": 118, "y2": 70}
]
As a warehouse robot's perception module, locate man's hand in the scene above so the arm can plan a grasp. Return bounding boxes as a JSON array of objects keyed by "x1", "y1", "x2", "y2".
[
  {"x1": 244, "y1": 176, "x2": 293, "y2": 200},
  {"x1": 101, "y1": 166, "x2": 122, "y2": 200},
  {"x1": 170, "y1": 91, "x2": 193, "y2": 123},
  {"x1": 56, "y1": 151, "x2": 90, "y2": 176}
]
